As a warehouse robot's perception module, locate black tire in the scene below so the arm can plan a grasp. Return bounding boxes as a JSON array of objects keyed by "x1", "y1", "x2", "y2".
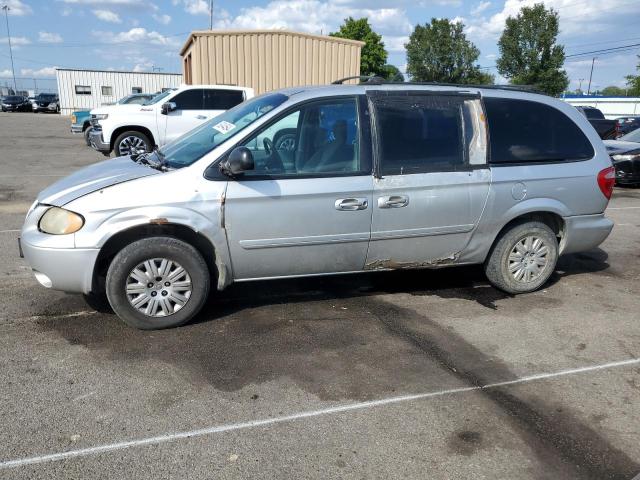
[
  {"x1": 83, "y1": 127, "x2": 92, "y2": 146},
  {"x1": 484, "y1": 221, "x2": 558, "y2": 294},
  {"x1": 105, "y1": 237, "x2": 210, "y2": 329},
  {"x1": 82, "y1": 292, "x2": 113, "y2": 314},
  {"x1": 113, "y1": 130, "x2": 152, "y2": 157}
]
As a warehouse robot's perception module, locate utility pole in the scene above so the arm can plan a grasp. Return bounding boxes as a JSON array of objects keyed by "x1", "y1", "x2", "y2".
[
  {"x1": 587, "y1": 57, "x2": 596, "y2": 95},
  {"x1": 2, "y1": 4, "x2": 17, "y2": 93},
  {"x1": 209, "y1": 0, "x2": 213, "y2": 30}
]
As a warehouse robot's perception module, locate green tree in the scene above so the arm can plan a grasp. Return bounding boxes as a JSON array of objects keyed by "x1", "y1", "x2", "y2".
[
  {"x1": 496, "y1": 3, "x2": 569, "y2": 96},
  {"x1": 330, "y1": 17, "x2": 388, "y2": 77},
  {"x1": 380, "y1": 64, "x2": 405, "y2": 82},
  {"x1": 601, "y1": 86, "x2": 626, "y2": 96},
  {"x1": 625, "y1": 56, "x2": 640, "y2": 96},
  {"x1": 405, "y1": 19, "x2": 493, "y2": 84}
]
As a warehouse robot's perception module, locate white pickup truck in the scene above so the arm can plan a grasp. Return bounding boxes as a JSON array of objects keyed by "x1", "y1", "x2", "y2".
[{"x1": 89, "y1": 85, "x2": 254, "y2": 156}]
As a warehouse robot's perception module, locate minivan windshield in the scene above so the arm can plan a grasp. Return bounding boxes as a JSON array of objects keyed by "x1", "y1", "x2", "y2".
[{"x1": 158, "y1": 93, "x2": 289, "y2": 169}]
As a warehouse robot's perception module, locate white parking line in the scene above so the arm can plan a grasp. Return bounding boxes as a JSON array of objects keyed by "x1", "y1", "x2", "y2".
[
  {"x1": 608, "y1": 206, "x2": 640, "y2": 210},
  {"x1": 0, "y1": 357, "x2": 638, "y2": 470},
  {"x1": 0, "y1": 229, "x2": 19, "y2": 234}
]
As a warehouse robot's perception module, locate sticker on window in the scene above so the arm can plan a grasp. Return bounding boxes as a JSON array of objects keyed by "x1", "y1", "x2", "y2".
[{"x1": 212, "y1": 121, "x2": 236, "y2": 134}]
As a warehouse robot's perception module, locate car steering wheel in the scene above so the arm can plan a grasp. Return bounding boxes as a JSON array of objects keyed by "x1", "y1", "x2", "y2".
[{"x1": 263, "y1": 137, "x2": 284, "y2": 173}]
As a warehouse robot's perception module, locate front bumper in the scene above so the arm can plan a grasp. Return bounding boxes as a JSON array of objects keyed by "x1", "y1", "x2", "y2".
[
  {"x1": 89, "y1": 129, "x2": 111, "y2": 154},
  {"x1": 613, "y1": 160, "x2": 640, "y2": 185},
  {"x1": 20, "y1": 238, "x2": 99, "y2": 294},
  {"x1": 70, "y1": 124, "x2": 84, "y2": 134},
  {"x1": 561, "y1": 213, "x2": 614, "y2": 255}
]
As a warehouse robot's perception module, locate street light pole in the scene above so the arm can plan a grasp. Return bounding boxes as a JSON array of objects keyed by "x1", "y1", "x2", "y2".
[
  {"x1": 578, "y1": 78, "x2": 584, "y2": 92},
  {"x1": 209, "y1": 0, "x2": 213, "y2": 30},
  {"x1": 1, "y1": 4, "x2": 17, "y2": 93},
  {"x1": 587, "y1": 57, "x2": 596, "y2": 96}
]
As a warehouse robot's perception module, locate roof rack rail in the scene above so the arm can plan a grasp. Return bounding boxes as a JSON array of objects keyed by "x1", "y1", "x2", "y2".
[
  {"x1": 331, "y1": 78, "x2": 544, "y2": 94},
  {"x1": 331, "y1": 75, "x2": 385, "y2": 85}
]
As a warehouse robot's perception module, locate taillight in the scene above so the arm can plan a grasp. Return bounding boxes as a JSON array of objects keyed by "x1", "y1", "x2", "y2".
[{"x1": 597, "y1": 166, "x2": 615, "y2": 200}]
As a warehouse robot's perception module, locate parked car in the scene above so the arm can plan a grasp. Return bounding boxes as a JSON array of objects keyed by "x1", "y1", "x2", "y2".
[
  {"x1": 89, "y1": 85, "x2": 253, "y2": 157},
  {"x1": 21, "y1": 84, "x2": 615, "y2": 329},
  {"x1": 72, "y1": 94, "x2": 163, "y2": 146},
  {"x1": 575, "y1": 106, "x2": 618, "y2": 139},
  {"x1": 33, "y1": 93, "x2": 60, "y2": 113},
  {"x1": 1, "y1": 95, "x2": 32, "y2": 112},
  {"x1": 604, "y1": 127, "x2": 640, "y2": 186},
  {"x1": 616, "y1": 116, "x2": 640, "y2": 136}
]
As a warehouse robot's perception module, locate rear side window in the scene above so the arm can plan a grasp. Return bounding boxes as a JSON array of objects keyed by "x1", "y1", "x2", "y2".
[
  {"x1": 485, "y1": 98, "x2": 594, "y2": 164},
  {"x1": 583, "y1": 108, "x2": 604, "y2": 119},
  {"x1": 372, "y1": 95, "x2": 466, "y2": 175},
  {"x1": 204, "y1": 90, "x2": 244, "y2": 110}
]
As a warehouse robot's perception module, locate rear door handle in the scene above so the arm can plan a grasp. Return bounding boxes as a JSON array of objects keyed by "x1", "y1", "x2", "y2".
[
  {"x1": 378, "y1": 195, "x2": 409, "y2": 208},
  {"x1": 335, "y1": 198, "x2": 368, "y2": 211}
]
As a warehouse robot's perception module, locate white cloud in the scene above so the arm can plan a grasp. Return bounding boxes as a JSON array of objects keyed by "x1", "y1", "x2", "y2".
[
  {"x1": 0, "y1": 68, "x2": 14, "y2": 76},
  {"x1": 471, "y1": 1, "x2": 491, "y2": 15},
  {"x1": 61, "y1": 6, "x2": 73, "y2": 16},
  {"x1": 20, "y1": 67, "x2": 58, "y2": 77},
  {"x1": 152, "y1": 13, "x2": 172, "y2": 25},
  {"x1": 173, "y1": 0, "x2": 210, "y2": 15},
  {"x1": 384, "y1": 35, "x2": 409, "y2": 53},
  {"x1": 93, "y1": 9, "x2": 122, "y2": 23},
  {"x1": 0, "y1": 36, "x2": 31, "y2": 47},
  {"x1": 38, "y1": 32, "x2": 63, "y2": 43},
  {"x1": 1, "y1": 0, "x2": 32, "y2": 16},
  {"x1": 94, "y1": 28, "x2": 180, "y2": 47},
  {"x1": 61, "y1": 0, "x2": 141, "y2": 4},
  {"x1": 464, "y1": 0, "x2": 640, "y2": 41},
  {"x1": 132, "y1": 60, "x2": 154, "y2": 72},
  {"x1": 214, "y1": 0, "x2": 412, "y2": 36}
]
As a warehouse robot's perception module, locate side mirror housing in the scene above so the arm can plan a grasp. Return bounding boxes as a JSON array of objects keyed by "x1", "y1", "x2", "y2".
[
  {"x1": 223, "y1": 147, "x2": 254, "y2": 176},
  {"x1": 161, "y1": 101, "x2": 177, "y2": 115}
]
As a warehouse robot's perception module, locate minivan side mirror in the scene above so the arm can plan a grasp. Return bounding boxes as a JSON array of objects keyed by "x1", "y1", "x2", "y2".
[
  {"x1": 221, "y1": 147, "x2": 254, "y2": 176},
  {"x1": 161, "y1": 101, "x2": 177, "y2": 115}
]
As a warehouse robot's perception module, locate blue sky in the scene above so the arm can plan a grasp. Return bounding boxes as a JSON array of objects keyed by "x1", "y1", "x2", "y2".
[{"x1": 1, "y1": 0, "x2": 639, "y2": 93}]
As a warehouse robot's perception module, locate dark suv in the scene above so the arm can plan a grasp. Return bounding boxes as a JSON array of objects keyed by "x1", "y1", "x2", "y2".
[
  {"x1": 1, "y1": 95, "x2": 31, "y2": 112},
  {"x1": 33, "y1": 93, "x2": 60, "y2": 113}
]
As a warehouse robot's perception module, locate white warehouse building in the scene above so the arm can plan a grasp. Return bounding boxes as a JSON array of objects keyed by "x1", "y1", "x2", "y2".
[{"x1": 55, "y1": 68, "x2": 183, "y2": 115}]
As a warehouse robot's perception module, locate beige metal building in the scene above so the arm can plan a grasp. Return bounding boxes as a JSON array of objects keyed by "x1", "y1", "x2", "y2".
[{"x1": 179, "y1": 30, "x2": 364, "y2": 94}]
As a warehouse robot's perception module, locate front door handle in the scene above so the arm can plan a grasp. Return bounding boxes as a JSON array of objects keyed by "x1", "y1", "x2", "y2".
[
  {"x1": 378, "y1": 195, "x2": 409, "y2": 208},
  {"x1": 196, "y1": 114, "x2": 207, "y2": 120},
  {"x1": 335, "y1": 198, "x2": 368, "y2": 211}
]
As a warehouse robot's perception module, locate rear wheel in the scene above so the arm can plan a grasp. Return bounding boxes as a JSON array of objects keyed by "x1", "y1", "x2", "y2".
[
  {"x1": 484, "y1": 221, "x2": 558, "y2": 294},
  {"x1": 113, "y1": 130, "x2": 152, "y2": 157},
  {"x1": 105, "y1": 237, "x2": 210, "y2": 329}
]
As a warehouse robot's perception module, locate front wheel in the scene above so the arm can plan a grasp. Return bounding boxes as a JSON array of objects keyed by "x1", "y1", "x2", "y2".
[
  {"x1": 113, "y1": 130, "x2": 152, "y2": 157},
  {"x1": 484, "y1": 221, "x2": 558, "y2": 294},
  {"x1": 105, "y1": 237, "x2": 210, "y2": 329}
]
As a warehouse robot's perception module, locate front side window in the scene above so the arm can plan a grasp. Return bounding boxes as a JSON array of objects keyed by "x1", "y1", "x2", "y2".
[
  {"x1": 238, "y1": 97, "x2": 364, "y2": 177},
  {"x1": 204, "y1": 90, "x2": 245, "y2": 110},
  {"x1": 372, "y1": 94, "x2": 470, "y2": 175},
  {"x1": 75, "y1": 85, "x2": 91, "y2": 95},
  {"x1": 485, "y1": 98, "x2": 594, "y2": 164},
  {"x1": 172, "y1": 89, "x2": 205, "y2": 110}
]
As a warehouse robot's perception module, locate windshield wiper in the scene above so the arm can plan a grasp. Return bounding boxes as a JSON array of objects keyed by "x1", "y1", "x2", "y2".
[{"x1": 144, "y1": 148, "x2": 170, "y2": 171}]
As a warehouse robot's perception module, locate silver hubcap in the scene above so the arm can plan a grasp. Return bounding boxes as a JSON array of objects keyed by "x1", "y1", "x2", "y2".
[
  {"x1": 118, "y1": 136, "x2": 146, "y2": 156},
  {"x1": 508, "y1": 236, "x2": 549, "y2": 283},
  {"x1": 126, "y1": 258, "x2": 192, "y2": 317}
]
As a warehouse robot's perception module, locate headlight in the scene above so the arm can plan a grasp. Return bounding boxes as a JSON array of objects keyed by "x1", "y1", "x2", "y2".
[
  {"x1": 38, "y1": 207, "x2": 84, "y2": 235},
  {"x1": 71, "y1": 115, "x2": 76, "y2": 123},
  {"x1": 93, "y1": 113, "x2": 108, "y2": 120}
]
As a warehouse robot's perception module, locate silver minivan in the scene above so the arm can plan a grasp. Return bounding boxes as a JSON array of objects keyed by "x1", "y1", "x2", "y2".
[{"x1": 20, "y1": 84, "x2": 615, "y2": 329}]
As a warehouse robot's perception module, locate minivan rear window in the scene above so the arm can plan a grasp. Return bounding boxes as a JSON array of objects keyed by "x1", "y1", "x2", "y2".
[{"x1": 485, "y1": 98, "x2": 594, "y2": 164}]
